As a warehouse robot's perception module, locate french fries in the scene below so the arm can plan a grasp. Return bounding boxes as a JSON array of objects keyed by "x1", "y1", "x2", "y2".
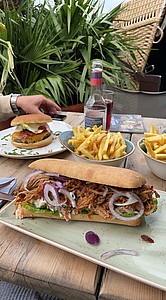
[
  {"x1": 142, "y1": 125, "x2": 166, "y2": 161},
  {"x1": 68, "y1": 125, "x2": 127, "y2": 160}
]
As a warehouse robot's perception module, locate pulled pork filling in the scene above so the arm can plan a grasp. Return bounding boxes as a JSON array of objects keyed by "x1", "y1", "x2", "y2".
[{"x1": 14, "y1": 172, "x2": 159, "y2": 221}]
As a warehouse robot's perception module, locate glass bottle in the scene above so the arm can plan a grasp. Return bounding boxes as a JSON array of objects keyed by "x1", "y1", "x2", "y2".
[{"x1": 84, "y1": 61, "x2": 107, "y2": 129}]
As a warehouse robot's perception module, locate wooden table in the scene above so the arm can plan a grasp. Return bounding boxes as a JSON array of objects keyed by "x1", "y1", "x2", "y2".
[{"x1": 0, "y1": 112, "x2": 166, "y2": 300}]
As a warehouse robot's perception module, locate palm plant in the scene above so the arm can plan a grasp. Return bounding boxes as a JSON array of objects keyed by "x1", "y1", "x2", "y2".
[
  {"x1": 0, "y1": 22, "x2": 14, "y2": 93},
  {"x1": 0, "y1": 0, "x2": 143, "y2": 106}
]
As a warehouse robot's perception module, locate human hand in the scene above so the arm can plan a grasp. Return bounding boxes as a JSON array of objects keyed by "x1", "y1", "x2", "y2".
[{"x1": 16, "y1": 95, "x2": 61, "y2": 115}]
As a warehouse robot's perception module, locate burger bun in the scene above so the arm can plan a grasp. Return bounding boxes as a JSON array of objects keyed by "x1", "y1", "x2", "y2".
[{"x1": 11, "y1": 113, "x2": 52, "y2": 126}]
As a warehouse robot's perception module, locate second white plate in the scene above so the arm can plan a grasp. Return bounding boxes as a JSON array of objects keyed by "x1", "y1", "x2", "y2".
[{"x1": 0, "y1": 121, "x2": 72, "y2": 159}]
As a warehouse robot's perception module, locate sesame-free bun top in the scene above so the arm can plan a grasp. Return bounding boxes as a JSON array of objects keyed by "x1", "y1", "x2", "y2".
[{"x1": 11, "y1": 113, "x2": 52, "y2": 126}]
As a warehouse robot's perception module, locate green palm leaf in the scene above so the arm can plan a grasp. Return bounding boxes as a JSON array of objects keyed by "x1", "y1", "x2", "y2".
[{"x1": 0, "y1": 0, "x2": 144, "y2": 105}]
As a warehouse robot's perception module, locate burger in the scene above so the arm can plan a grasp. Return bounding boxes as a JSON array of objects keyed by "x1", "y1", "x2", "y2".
[{"x1": 11, "y1": 114, "x2": 53, "y2": 149}]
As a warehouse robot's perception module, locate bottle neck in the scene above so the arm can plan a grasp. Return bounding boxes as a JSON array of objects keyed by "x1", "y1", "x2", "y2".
[
  {"x1": 90, "y1": 70, "x2": 102, "y2": 94},
  {"x1": 90, "y1": 84, "x2": 102, "y2": 95}
]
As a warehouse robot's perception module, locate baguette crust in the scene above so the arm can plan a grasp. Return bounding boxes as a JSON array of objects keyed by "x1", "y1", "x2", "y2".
[
  {"x1": 29, "y1": 158, "x2": 146, "y2": 188},
  {"x1": 11, "y1": 133, "x2": 53, "y2": 149},
  {"x1": 16, "y1": 205, "x2": 141, "y2": 226}
]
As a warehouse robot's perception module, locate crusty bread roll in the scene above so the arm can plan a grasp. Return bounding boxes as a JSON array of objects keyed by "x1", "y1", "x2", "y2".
[{"x1": 29, "y1": 158, "x2": 146, "y2": 188}]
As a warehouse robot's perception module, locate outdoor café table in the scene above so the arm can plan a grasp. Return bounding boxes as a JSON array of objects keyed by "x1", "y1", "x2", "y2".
[{"x1": 0, "y1": 112, "x2": 166, "y2": 300}]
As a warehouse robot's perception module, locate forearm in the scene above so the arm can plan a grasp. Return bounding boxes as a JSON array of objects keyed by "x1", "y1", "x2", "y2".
[{"x1": 0, "y1": 95, "x2": 15, "y2": 121}]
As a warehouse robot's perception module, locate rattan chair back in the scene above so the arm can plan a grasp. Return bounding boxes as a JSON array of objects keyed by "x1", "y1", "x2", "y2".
[
  {"x1": 114, "y1": 0, "x2": 166, "y2": 71},
  {"x1": 0, "y1": 0, "x2": 19, "y2": 10}
]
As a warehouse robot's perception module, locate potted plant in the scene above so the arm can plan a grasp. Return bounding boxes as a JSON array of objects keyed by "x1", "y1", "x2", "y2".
[
  {"x1": 0, "y1": 0, "x2": 142, "y2": 109},
  {"x1": 0, "y1": 19, "x2": 15, "y2": 129}
]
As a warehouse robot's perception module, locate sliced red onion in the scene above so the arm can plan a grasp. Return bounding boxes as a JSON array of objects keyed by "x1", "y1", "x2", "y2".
[
  {"x1": 43, "y1": 182, "x2": 65, "y2": 207},
  {"x1": 101, "y1": 248, "x2": 139, "y2": 260},
  {"x1": 110, "y1": 187, "x2": 121, "y2": 193},
  {"x1": 130, "y1": 191, "x2": 144, "y2": 202},
  {"x1": 44, "y1": 172, "x2": 68, "y2": 182},
  {"x1": 59, "y1": 188, "x2": 76, "y2": 207},
  {"x1": 44, "y1": 172, "x2": 60, "y2": 177},
  {"x1": 113, "y1": 192, "x2": 139, "y2": 206},
  {"x1": 55, "y1": 181, "x2": 64, "y2": 189},
  {"x1": 103, "y1": 186, "x2": 108, "y2": 197},
  {"x1": 85, "y1": 231, "x2": 100, "y2": 246},
  {"x1": 58, "y1": 175, "x2": 68, "y2": 181},
  {"x1": 23, "y1": 170, "x2": 43, "y2": 191},
  {"x1": 109, "y1": 192, "x2": 144, "y2": 221}
]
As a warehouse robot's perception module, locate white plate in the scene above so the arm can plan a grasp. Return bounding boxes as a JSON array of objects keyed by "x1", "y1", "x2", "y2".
[
  {"x1": 0, "y1": 190, "x2": 166, "y2": 291},
  {"x1": 0, "y1": 121, "x2": 72, "y2": 159}
]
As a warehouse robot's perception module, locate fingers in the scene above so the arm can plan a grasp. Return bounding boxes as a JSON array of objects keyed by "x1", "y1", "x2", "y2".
[
  {"x1": 16, "y1": 95, "x2": 61, "y2": 115},
  {"x1": 42, "y1": 98, "x2": 61, "y2": 111},
  {"x1": 39, "y1": 98, "x2": 61, "y2": 115}
]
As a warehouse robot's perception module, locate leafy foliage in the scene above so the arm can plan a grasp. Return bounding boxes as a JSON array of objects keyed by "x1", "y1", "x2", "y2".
[{"x1": 0, "y1": 0, "x2": 143, "y2": 106}]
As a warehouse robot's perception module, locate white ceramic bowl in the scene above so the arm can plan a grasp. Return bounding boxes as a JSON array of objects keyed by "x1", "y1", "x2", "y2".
[
  {"x1": 59, "y1": 131, "x2": 135, "y2": 167},
  {"x1": 137, "y1": 138, "x2": 166, "y2": 180}
]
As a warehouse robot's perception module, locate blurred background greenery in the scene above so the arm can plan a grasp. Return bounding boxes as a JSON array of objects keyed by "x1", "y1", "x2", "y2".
[{"x1": 0, "y1": 0, "x2": 142, "y2": 107}]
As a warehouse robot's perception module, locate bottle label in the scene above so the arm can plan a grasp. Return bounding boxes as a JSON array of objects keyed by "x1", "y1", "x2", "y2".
[
  {"x1": 84, "y1": 116, "x2": 103, "y2": 128},
  {"x1": 90, "y1": 71, "x2": 102, "y2": 86}
]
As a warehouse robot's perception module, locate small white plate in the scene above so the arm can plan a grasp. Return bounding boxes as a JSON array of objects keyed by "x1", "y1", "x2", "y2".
[{"x1": 0, "y1": 121, "x2": 72, "y2": 159}]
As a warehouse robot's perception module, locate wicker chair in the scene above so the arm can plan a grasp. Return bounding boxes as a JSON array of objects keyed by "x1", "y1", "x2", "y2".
[
  {"x1": 107, "y1": 0, "x2": 166, "y2": 115},
  {"x1": 0, "y1": 0, "x2": 19, "y2": 10},
  {"x1": 114, "y1": 0, "x2": 166, "y2": 91},
  {"x1": 114, "y1": 0, "x2": 166, "y2": 71}
]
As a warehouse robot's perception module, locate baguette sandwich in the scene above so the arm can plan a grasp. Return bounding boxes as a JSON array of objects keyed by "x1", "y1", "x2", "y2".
[
  {"x1": 11, "y1": 114, "x2": 53, "y2": 149},
  {"x1": 14, "y1": 159, "x2": 159, "y2": 226}
]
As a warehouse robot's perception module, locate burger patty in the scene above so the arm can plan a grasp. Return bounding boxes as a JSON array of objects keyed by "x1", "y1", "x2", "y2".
[{"x1": 12, "y1": 130, "x2": 51, "y2": 144}]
